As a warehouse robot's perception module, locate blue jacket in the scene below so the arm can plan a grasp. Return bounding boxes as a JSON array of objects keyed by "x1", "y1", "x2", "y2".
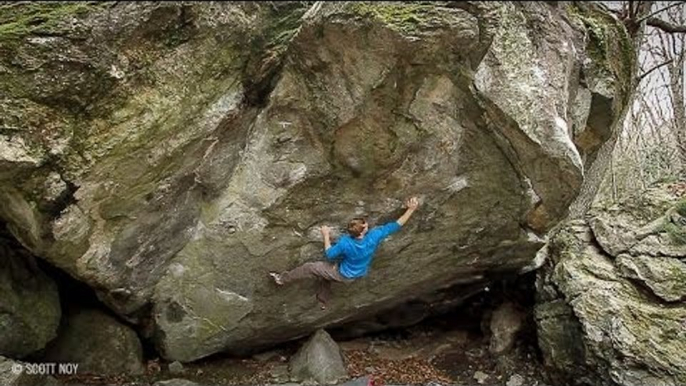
[{"x1": 325, "y1": 221, "x2": 402, "y2": 279}]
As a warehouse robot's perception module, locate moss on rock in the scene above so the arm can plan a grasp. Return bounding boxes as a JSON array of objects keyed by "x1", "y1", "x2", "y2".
[
  {"x1": 675, "y1": 198, "x2": 686, "y2": 217},
  {"x1": 568, "y1": 3, "x2": 635, "y2": 103},
  {"x1": 662, "y1": 198, "x2": 686, "y2": 245},
  {"x1": 347, "y1": 2, "x2": 449, "y2": 36},
  {"x1": 0, "y1": 2, "x2": 107, "y2": 41}
]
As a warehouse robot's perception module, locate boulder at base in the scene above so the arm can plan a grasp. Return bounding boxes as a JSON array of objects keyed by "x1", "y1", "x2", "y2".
[
  {"x1": 0, "y1": 226, "x2": 60, "y2": 358},
  {"x1": 289, "y1": 329, "x2": 349, "y2": 385},
  {"x1": 42, "y1": 309, "x2": 145, "y2": 375}
]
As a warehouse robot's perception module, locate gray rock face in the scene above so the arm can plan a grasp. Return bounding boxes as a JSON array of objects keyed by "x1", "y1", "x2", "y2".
[
  {"x1": 535, "y1": 183, "x2": 686, "y2": 386},
  {"x1": 488, "y1": 302, "x2": 525, "y2": 355},
  {"x1": 616, "y1": 254, "x2": 686, "y2": 302},
  {"x1": 0, "y1": 2, "x2": 634, "y2": 361},
  {"x1": 42, "y1": 309, "x2": 145, "y2": 375},
  {"x1": 289, "y1": 329, "x2": 348, "y2": 385},
  {"x1": 0, "y1": 228, "x2": 60, "y2": 358}
]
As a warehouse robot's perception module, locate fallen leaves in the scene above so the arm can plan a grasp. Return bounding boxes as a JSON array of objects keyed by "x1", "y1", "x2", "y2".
[{"x1": 345, "y1": 349, "x2": 453, "y2": 385}]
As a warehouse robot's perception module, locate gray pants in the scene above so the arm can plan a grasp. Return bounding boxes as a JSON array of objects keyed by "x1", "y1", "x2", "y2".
[{"x1": 280, "y1": 261, "x2": 353, "y2": 304}]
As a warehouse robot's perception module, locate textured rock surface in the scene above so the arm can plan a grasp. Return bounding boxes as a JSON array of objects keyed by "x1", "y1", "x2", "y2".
[
  {"x1": 42, "y1": 308, "x2": 145, "y2": 375},
  {"x1": 535, "y1": 183, "x2": 686, "y2": 386},
  {"x1": 0, "y1": 2, "x2": 634, "y2": 361},
  {"x1": 289, "y1": 329, "x2": 349, "y2": 385},
  {"x1": 0, "y1": 225, "x2": 60, "y2": 358}
]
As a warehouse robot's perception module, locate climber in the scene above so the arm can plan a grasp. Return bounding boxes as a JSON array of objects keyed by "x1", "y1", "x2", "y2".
[{"x1": 269, "y1": 197, "x2": 420, "y2": 309}]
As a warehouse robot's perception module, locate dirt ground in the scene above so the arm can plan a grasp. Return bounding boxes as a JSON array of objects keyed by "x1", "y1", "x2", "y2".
[{"x1": 55, "y1": 320, "x2": 551, "y2": 386}]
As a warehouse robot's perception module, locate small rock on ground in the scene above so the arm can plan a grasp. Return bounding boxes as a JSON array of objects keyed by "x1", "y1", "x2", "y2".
[
  {"x1": 153, "y1": 379, "x2": 199, "y2": 386},
  {"x1": 474, "y1": 370, "x2": 489, "y2": 384},
  {"x1": 289, "y1": 329, "x2": 348, "y2": 384},
  {"x1": 489, "y1": 302, "x2": 525, "y2": 355},
  {"x1": 168, "y1": 361, "x2": 184, "y2": 374},
  {"x1": 507, "y1": 373, "x2": 525, "y2": 386}
]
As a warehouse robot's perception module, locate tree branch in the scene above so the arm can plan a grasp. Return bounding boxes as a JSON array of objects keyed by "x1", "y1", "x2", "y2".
[
  {"x1": 638, "y1": 58, "x2": 675, "y2": 81},
  {"x1": 648, "y1": 17, "x2": 686, "y2": 33},
  {"x1": 637, "y1": 1, "x2": 686, "y2": 24}
]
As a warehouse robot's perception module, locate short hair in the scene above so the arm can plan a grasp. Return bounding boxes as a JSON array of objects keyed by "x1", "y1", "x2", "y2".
[{"x1": 347, "y1": 217, "x2": 367, "y2": 237}]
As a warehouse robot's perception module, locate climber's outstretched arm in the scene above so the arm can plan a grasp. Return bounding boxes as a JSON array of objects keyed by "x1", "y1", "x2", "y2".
[
  {"x1": 321, "y1": 225, "x2": 343, "y2": 260},
  {"x1": 321, "y1": 225, "x2": 332, "y2": 250},
  {"x1": 396, "y1": 197, "x2": 420, "y2": 226}
]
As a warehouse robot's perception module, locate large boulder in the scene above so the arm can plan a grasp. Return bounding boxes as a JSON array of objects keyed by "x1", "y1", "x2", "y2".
[
  {"x1": 0, "y1": 225, "x2": 60, "y2": 358},
  {"x1": 42, "y1": 308, "x2": 145, "y2": 375},
  {"x1": 0, "y1": 2, "x2": 635, "y2": 361},
  {"x1": 535, "y1": 182, "x2": 686, "y2": 386}
]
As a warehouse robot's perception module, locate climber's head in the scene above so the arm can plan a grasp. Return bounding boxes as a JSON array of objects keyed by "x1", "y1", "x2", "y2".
[{"x1": 348, "y1": 217, "x2": 368, "y2": 239}]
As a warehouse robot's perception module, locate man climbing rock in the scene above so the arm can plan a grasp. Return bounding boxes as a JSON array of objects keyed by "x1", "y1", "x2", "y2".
[{"x1": 270, "y1": 197, "x2": 420, "y2": 309}]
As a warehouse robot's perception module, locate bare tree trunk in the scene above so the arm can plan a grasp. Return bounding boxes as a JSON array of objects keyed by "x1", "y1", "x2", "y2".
[
  {"x1": 669, "y1": 54, "x2": 686, "y2": 174},
  {"x1": 568, "y1": 1, "x2": 654, "y2": 218}
]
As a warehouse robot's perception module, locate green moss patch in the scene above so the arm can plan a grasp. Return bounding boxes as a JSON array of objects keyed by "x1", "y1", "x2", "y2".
[
  {"x1": 674, "y1": 198, "x2": 686, "y2": 217},
  {"x1": 663, "y1": 219, "x2": 686, "y2": 245},
  {"x1": 568, "y1": 3, "x2": 635, "y2": 103},
  {"x1": 0, "y1": 2, "x2": 106, "y2": 40},
  {"x1": 264, "y1": 3, "x2": 310, "y2": 54},
  {"x1": 659, "y1": 198, "x2": 686, "y2": 245},
  {"x1": 348, "y1": 2, "x2": 445, "y2": 36}
]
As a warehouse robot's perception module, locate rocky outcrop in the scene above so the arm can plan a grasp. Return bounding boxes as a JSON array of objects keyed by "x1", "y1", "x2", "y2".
[
  {"x1": 0, "y1": 225, "x2": 60, "y2": 358},
  {"x1": 0, "y1": 2, "x2": 634, "y2": 361},
  {"x1": 42, "y1": 309, "x2": 145, "y2": 375},
  {"x1": 535, "y1": 183, "x2": 686, "y2": 386}
]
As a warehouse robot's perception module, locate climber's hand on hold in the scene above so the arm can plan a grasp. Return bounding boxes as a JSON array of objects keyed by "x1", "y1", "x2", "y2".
[{"x1": 405, "y1": 196, "x2": 419, "y2": 210}]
